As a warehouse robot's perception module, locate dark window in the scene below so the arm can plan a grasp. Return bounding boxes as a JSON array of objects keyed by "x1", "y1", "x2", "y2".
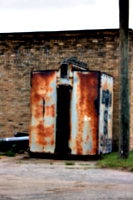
[{"x1": 61, "y1": 64, "x2": 68, "y2": 78}]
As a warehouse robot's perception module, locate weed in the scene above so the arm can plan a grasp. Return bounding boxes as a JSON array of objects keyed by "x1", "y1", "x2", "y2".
[
  {"x1": 65, "y1": 161, "x2": 75, "y2": 166},
  {"x1": 1, "y1": 149, "x2": 16, "y2": 157},
  {"x1": 50, "y1": 162, "x2": 53, "y2": 165},
  {"x1": 66, "y1": 167, "x2": 74, "y2": 169},
  {"x1": 79, "y1": 163, "x2": 90, "y2": 166}
]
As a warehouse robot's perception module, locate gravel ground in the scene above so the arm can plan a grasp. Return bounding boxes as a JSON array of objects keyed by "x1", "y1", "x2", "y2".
[{"x1": 0, "y1": 154, "x2": 133, "y2": 200}]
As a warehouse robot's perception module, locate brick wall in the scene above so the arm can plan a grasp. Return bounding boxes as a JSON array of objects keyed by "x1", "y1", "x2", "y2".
[{"x1": 0, "y1": 29, "x2": 132, "y2": 150}]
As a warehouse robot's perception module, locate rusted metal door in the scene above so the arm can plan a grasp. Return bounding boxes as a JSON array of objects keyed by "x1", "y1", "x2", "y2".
[
  {"x1": 98, "y1": 74, "x2": 113, "y2": 154},
  {"x1": 69, "y1": 71, "x2": 100, "y2": 155},
  {"x1": 29, "y1": 71, "x2": 57, "y2": 153}
]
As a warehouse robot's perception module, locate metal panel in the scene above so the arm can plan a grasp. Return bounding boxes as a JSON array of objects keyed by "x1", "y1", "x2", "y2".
[
  {"x1": 98, "y1": 73, "x2": 113, "y2": 154},
  {"x1": 29, "y1": 71, "x2": 57, "y2": 153},
  {"x1": 69, "y1": 71, "x2": 100, "y2": 155},
  {"x1": 57, "y1": 78, "x2": 73, "y2": 87}
]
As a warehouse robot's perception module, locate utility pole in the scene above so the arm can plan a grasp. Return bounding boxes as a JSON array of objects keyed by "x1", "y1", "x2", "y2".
[{"x1": 119, "y1": 0, "x2": 130, "y2": 158}]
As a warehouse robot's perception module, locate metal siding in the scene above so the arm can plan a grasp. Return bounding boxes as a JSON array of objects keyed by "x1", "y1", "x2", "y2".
[
  {"x1": 69, "y1": 71, "x2": 99, "y2": 155},
  {"x1": 98, "y1": 74, "x2": 113, "y2": 154},
  {"x1": 29, "y1": 71, "x2": 57, "y2": 153}
]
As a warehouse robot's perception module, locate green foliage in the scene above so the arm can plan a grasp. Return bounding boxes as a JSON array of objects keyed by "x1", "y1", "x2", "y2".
[
  {"x1": 96, "y1": 151, "x2": 133, "y2": 172},
  {"x1": 1, "y1": 148, "x2": 16, "y2": 157},
  {"x1": 65, "y1": 161, "x2": 75, "y2": 166},
  {"x1": 66, "y1": 167, "x2": 74, "y2": 169},
  {"x1": 79, "y1": 163, "x2": 90, "y2": 166}
]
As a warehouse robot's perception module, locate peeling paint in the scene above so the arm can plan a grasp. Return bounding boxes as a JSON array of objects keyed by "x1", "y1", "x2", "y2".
[
  {"x1": 70, "y1": 71, "x2": 100, "y2": 155},
  {"x1": 29, "y1": 71, "x2": 57, "y2": 153},
  {"x1": 98, "y1": 74, "x2": 113, "y2": 154}
]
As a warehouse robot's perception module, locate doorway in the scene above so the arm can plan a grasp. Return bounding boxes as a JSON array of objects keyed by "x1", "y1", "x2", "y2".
[{"x1": 55, "y1": 85, "x2": 71, "y2": 154}]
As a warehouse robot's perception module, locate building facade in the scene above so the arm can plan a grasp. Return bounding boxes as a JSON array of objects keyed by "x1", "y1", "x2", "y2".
[{"x1": 0, "y1": 29, "x2": 133, "y2": 150}]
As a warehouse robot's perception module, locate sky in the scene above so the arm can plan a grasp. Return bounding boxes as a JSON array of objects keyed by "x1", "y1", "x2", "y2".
[{"x1": 0, "y1": 0, "x2": 132, "y2": 33}]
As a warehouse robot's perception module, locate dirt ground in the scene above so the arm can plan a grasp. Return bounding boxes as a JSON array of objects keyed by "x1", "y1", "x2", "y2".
[{"x1": 0, "y1": 153, "x2": 133, "y2": 200}]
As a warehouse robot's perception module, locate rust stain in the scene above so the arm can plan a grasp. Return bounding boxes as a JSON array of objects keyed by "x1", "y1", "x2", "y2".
[
  {"x1": 29, "y1": 91, "x2": 32, "y2": 147},
  {"x1": 108, "y1": 83, "x2": 112, "y2": 92},
  {"x1": 35, "y1": 122, "x2": 54, "y2": 146},
  {"x1": 109, "y1": 120, "x2": 112, "y2": 138},
  {"x1": 45, "y1": 96, "x2": 52, "y2": 103},
  {"x1": 86, "y1": 134, "x2": 89, "y2": 142},
  {"x1": 76, "y1": 133, "x2": 83, "y2": 155},
  {"x1": 86, "y1": 149, "x2": 90, "y2": 154},
  {"x1": 30, "y1": 71, "x2": 56, "y2": 151},
  {"x1": 34, "y1": 105, "x2": 43, "y2": 118},
  {"x1": 48, "y1": 87, "x2": 54, "y2": 94},
  {"x1": 69, "y1": 89, "x2": 72, "y2": 142},
  {"x1": 31, "y1": 93, "x2": 43, "y2": 105},
  {"x1": 76, "y1": 72, "x2": 99, "y2": 155},
  {"x1": 69, "y1": 63, "x2": 72, "y2": 74},
  {"x1": 45, "y1": 104, "x2": 55, "y2": 118},
  {"x1": 50, "y1": 138, "x2": 55, "y2": 146},
  {"x1": 43, "y1": 125, "x2": 55, "y2": 146},
  {"x1": 102, "y1": 78, "x2": 107, "y2": 90},
  {"x1": 35, "y1": 122, "x2": 47, "y2": 147},
  {"x1": 31, "y1": 71, "x2": 56, "y2": 105},
  {"x1": 30, "y1": 71, "x2": 56, "y2": 115}
]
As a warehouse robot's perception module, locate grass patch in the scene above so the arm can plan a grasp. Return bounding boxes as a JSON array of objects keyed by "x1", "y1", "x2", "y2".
[
  {"x1": 79, "y1": 163, "x2": 90, "y2": 166},
  {"x1": 65, "y1": 161, "x2": 75, "y2": 166},
  {"x1": 1, "y1": 149, "x2": 16, "y2": 157},
  {"x1": 96, "y1": 151, "x2": 133, "y2": 172},
  {"x1": 66, "y1": 167, "x2": 81, "y2": 170}
]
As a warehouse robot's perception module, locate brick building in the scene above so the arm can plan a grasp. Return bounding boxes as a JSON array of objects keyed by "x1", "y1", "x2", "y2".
[{"x1": 0, "y1": 29, "x2": 133, "y2": 150}]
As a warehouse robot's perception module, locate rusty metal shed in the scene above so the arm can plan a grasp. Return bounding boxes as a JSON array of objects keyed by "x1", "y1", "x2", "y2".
[{"x1": 29, "y1": 57, "x2": 113, "y2": 156}]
